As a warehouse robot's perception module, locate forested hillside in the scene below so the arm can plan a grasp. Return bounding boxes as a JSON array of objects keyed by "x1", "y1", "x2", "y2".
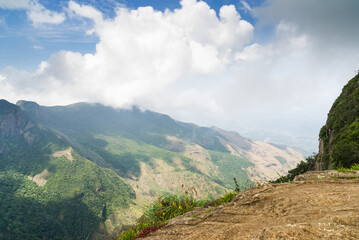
[
  {"x1": 0, "y1": 99, "x2": 304, "y2": 238},
  {"x1": 317, "y1": 73, "x2": 359, "y2": 169},
  {"x1": 0, "y1": 100, "x2": 134, "y2": 239}
]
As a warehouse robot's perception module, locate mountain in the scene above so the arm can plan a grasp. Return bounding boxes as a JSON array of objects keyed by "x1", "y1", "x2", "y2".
[
  {"x1": 0, "y1": 100, "x2": 134, "y2": 239},
  {"x1": 316, "y1": 73, "x2": 359, "y2": 169},
  {"x1": 0, "y1": 99, "x2": 304, "y2": 238}
]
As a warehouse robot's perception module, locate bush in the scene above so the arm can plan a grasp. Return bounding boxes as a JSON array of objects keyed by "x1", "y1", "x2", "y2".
[
  {"x1": 139, "y1": 193, "x2": 198, "y2": 225},
  {"x1": 271, "y1": 155, "x2": 313, "y2": 183}
]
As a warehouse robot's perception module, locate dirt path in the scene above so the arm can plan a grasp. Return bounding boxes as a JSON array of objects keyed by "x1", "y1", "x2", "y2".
[{"x1": 145, "y1": 171, "x2": 359, "y2": 239}]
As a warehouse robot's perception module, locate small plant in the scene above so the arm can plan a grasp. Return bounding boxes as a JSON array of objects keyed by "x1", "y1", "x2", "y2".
[
  {"x1": 118, "y1": 178, "x2": 245, "y2": 240},
  {"x1": 118, "y1": 227, "x2": 138, "y2": 240},
  {"x1": 215, "y1": 192, "x2": 236, "y2": 206},
  {"x1": 271, "y1": 155, "x2": 314, "y2": 183},
  {"x1": 138, "y1": 192, "x2": 198, "y2": 225},
  {"x1": 119, "y1": 189, "x2": 199, "y2": 240},
  {"x1": 350, "y1": 163, "x2": 359, "y2": 170},
  {"x1": 233, "y1": 177, "x2": 240, "y2": 193},
  {"x1": 336, "y1": 167, "x2": 355, "y2": 173},
  {"x1": 335, "y1": 162, "x2": 359, "y2": 173}
]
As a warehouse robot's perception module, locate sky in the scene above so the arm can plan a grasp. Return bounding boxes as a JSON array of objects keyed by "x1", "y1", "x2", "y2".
[{"x1": 1, "y1": 0, "x2": 359, "y2": 152}]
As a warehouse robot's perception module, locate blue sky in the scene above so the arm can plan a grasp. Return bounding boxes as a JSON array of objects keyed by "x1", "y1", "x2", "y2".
[
  {"x1": 1, "y1": 0, "x2": 359, "y2": 152},
  {"x1": 0, "y1": 0, "x2": 264, "y2": 71}
]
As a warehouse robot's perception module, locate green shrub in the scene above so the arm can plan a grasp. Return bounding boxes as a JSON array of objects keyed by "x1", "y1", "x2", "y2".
[
  {"x1": 215, "y1": 192, "x2": 235, "y2": 206},
  {"x1": 118, "y1": 177, "x2": 243, "y2": 240},
  {"x1": 271, "y1": 155, "x2": 314, "y2": 183},
  {"x1": 139, "y1": 193, "x2": 198, "y2": 224},
  {"x1": 351, "y1": 163, "x2": 359, "y2": 170},
  {"x1": 118, "y1": 227, "x2": 138, "y2": 240},
  {"x1": 336, "y1": 162, "x2": 359, "y2": 173}
]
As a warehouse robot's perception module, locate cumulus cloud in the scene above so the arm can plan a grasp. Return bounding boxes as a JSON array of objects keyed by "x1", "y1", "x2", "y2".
[
  {"x1": 27, "y1": 1, "x2": 66, "y2": 26},
  {"x1": 212, "y1": 0, "x2": 359, "y2": 144},
  {"x1": 2, "y1": 0, "x2": 359, "y2": 151},
  {"x1": 0, "y1": 0, "x2": 65, "y2": 26},
  {"x1": 0, "y1": 0, "x2": 253, "y2": 107}
]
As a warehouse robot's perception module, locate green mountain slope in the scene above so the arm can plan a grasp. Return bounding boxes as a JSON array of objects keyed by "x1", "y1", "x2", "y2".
[
  {"x1": 17, "y1": 101, "x2": 249, "y2": 186},
  {"x1": 317, "y1": 73, "x2": 359, "y2": 169},
  {"x1": 17, "y1": 100, "x2": 304, "y2": 184},
  {"x1": 0, "y1": 100, "x2": 134, "y2": 239},
  {"x1": 1, "y1": 99, "x2": 304, "y2": 238}
]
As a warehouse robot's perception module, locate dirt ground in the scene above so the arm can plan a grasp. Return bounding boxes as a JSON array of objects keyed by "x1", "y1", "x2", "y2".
[{"x1": 144, "y1": 171, "x2": 359, "y2": 240}]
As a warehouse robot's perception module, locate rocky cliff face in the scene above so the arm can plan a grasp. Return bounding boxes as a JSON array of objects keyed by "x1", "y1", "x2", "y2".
[
  {"x1": 316, "y1": 73, "x2": 359, "y2": 169},
  {"x1": 0, "y1": 100, "x2": 33, "y2": 137},
  {"x1": 0, "y1": 100, "x2": 39, "y2": 152}
]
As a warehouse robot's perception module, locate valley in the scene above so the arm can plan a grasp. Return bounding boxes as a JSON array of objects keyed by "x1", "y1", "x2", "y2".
[{"x1": 0, "y1": 99, "x2": 304, "y2": 238}]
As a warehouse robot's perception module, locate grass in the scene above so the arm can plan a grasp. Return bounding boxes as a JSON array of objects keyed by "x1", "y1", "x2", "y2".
[
  {"x1": 117, "y1": 192, "x2": 199, "y2": 240},
  {"x1": 118, "y1": 178, "x2": 242, "y2": 240},
  {"x1": 336, "y1": 163, "x2": 359, "y2": 173},
  {"x1": 214, "y1": 192, "x2": 236, "y2": 206}
]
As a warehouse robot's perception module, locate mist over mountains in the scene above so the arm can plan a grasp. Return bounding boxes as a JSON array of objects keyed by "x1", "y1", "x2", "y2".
[{"x1": 0, "y1": 99, "x2": 304, "y2": 238}]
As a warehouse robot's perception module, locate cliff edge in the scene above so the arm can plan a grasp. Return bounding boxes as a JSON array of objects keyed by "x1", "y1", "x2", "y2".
[
  {"x1": 316, "y1": 73, "x2": 359, "y2": 169},
  {"x1": 143, "y1": 171, "x2": 359, "y2": 239}
]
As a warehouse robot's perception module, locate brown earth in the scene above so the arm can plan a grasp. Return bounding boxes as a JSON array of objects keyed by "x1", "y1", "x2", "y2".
[
  {"x1": 27, "y1": 168, "x2": 51, "y2": 186},
  {"x1": 144, "y1": 171, "x2": 359, "y2": 240},
  {"x1": 51, "y1": 148, "x2": 74, "y2": 161}
]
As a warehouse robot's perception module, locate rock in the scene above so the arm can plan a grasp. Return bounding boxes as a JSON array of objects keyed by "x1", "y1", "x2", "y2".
[{"x1": 144, "y1": 174, "x2": 359, "y2": 239}]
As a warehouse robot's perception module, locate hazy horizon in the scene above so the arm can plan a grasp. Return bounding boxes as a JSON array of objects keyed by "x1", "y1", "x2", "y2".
[{"x1": 1, "y1": 0, "x2": 359, "y2": 153}]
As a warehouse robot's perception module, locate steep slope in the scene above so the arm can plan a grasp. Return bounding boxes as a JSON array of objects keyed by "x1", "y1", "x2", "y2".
[
  {"x1": 13, "y1": 100, "x2": 304, "y2": 237},
  {"x1": 0, "y1": 100, "x2": 135, "y2": 239},
  {"x1": 316, "y1": 73, "x2": 359, "y2": 169},
  {"x1": 17, "y1": 101, "x2": 303, "y2": 189},
  {"x1": 212, "y1": 127, "x2": 303, "y2": 181}
]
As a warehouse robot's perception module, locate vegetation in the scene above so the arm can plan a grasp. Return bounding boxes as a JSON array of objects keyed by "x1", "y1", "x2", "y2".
[
  {"x1": 209, "y1": 151, "x2": 253, "y2": 189},
  {"x1": 318, "y1": 73, "x2": 359, "y2": 168},
  {"x1": 118, "y1": 178, "x2": 242, "y2": 240},
  {"x1": 118, "y1": 192, "x2": 199, "y2": 240},
  {"x1": 336, "y1": 163, "x2": 359, "y2": 173},
  {"x1": 0, "y1": 101, "x2": 135, "y2": 239},
  {"x1": 271, "y1": 155, "x2": 314, "y2": 183},
  {"x1": 5, "y1": 99, "x2": 300, "y2": 239}
]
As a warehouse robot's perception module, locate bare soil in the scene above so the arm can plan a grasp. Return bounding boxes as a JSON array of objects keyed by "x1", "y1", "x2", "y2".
[
  {"x1": 52, "y1": 148, "x2": 74, "y2": 161},
  {"x1": 144, "y1": 171, "x2": 359, "y2": 240},
  {"x1": 28, "y1": 168, "x2": 51, "y2": 186}
]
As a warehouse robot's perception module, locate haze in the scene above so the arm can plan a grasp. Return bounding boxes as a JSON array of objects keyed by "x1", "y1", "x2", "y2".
[{"x1": 1, "y1": 0, "x2": 359, "y2": 152}]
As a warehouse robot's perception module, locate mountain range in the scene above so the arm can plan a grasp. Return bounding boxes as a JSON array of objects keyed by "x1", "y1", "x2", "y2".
[{"x1": 0, "y1": 99, "x2": 304, "y2": 239}]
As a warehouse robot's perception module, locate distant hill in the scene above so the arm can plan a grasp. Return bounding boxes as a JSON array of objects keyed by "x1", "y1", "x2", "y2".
[
  {"x1": 0, "y1": 99, "x2": 304, "y2": 238},
  {"x1": 0, "y1": 100, "x2": 134, "y2": 239},
  {"x1": 316, "y1": 73, "x2": 359, "y2": 169}
]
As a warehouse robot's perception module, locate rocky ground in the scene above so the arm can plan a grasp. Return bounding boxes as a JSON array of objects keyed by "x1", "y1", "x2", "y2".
[{"x1": 143, "y1": 171, "x2": 359, "y2": 240}]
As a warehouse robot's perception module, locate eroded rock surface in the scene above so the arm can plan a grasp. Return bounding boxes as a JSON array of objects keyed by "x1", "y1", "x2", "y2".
[{"x1": 145, "y1": 171, "x2": 359, "y2": 239}]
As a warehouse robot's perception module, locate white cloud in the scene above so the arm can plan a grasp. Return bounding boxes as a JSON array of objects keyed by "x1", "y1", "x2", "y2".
[
  {"x1": 27, "y1": 1, "x2": 66, "y2": 26},
  {"x1": 68, "y1": 1, "x2": 102, "y2": 22},
  {"x1": 0, "y1": 0, "x2": 29, "y2": 9},
  {"x1": 1, "y1": 0, "x2": 253, "y2": 108},
  {"x1": 33, "y1": 45, "x2": 43, "y2": 49},
  {"x1": 2, "y1": 0, "x2": 359, "y2": 151},
  {"x1": 0, "y1": 0, "x2": 65, "y2": 26},
  {"x1": 240, "y1": 1, "x2": 252, "y2": 12}
]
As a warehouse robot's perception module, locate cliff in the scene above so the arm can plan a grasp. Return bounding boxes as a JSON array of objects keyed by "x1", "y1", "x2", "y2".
[
  {"x1": 316, "y1": 73, "x2": 359, "y2": 169},
  {"x1": 142, "y1": 171, "x2": 359, "y2": 239}
]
